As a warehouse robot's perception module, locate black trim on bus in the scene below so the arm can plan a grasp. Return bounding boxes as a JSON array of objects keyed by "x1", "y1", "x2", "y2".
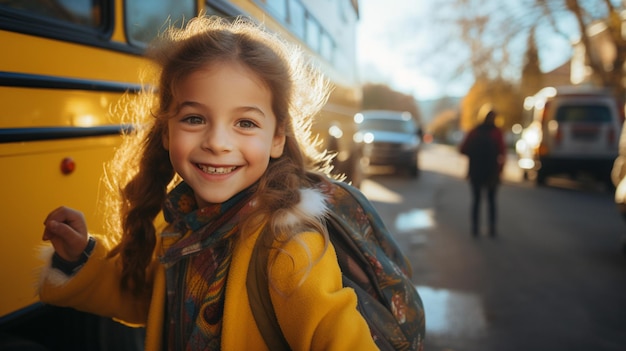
[
  {"x1": 0, "y1": 4, "x2": 144, "y2": 56},
  {"x1": 0, "y1": 302, "x2": 45, "y2": 325},
  {"x1": 0, "y1": 71, "x2": 143, "y2": 93},
  {"x1": 0, "y1": 125, "x2": 133, "y2": 144}
]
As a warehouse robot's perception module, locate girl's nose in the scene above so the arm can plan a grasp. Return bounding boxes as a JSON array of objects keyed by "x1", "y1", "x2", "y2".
[{"x1": 201, "y1": 126, "x2": 233, "y2": 153}]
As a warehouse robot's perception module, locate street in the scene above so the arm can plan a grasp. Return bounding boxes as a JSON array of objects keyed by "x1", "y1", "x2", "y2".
[{"x1": 359, "y1": 143, "x2": 626, "y2": 351}]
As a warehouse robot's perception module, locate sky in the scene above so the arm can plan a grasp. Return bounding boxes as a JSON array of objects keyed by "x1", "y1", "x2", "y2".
[
  {"x1": 356, "y1": 0, "x2": 468, "y2": 101},
  {"x1": 356, "y1": 0, "x2": 576, "y2": 101},
  {"x1": 356, "y1": 0, "x2": 437, "y2": 100}
]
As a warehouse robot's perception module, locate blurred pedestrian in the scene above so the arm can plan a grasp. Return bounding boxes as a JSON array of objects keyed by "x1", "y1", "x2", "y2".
[{"x1": 459, "y1": 106, "x2": 506, "y2": 237}]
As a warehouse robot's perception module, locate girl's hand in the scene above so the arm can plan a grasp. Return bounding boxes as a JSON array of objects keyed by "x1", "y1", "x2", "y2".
[{"x1": 43, "y1": 206, "x2": 89, "y2": 262}]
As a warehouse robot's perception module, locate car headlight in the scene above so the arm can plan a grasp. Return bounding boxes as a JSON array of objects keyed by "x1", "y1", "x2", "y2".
[
  {"x1": 328, "y1": 125, "x2": 343, "y2": 139},
  {"x1": 521, "y1": 125, "x2": 541, "y2": 148},
  {"x1": 353, "y1": 132, "x2": 363, "y2": 143},
  {"x1": 353, "y1": 132, "x2": 374, "y2": 144},
  {"x1": 515, "y1": 139, "x2": 527, "y2": 154},
  {"x1": 363, "y1": 132, "x2": 374, "y2": 144}
]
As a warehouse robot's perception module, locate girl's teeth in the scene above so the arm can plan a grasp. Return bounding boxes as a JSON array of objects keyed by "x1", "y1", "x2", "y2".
[{"x1": 199, "y1": 165, "x2": 236, "y2": 174}]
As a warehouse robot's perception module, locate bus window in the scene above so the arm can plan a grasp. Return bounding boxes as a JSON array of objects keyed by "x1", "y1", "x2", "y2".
[
  {"x1": 288, "y1": 0, "x2": 305, "y2": 39},
  {"x1": 265, "y1": 0, "x2": 287, "y2": 22},
  {"x1": 305, "y1": 14, "x2": 320, "y2": 52},
  {"x1": 125, "y1": 0, "x2": 195, "y2": 46},
  {"x1": 320, "y1": 31, "x2": 334, "y2": 63},
  {"x1": 0, "y1": 0, "x2": 103, "y2": 28}
]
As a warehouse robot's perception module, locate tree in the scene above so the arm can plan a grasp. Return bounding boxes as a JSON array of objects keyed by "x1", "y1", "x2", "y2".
[
  {"x1": 460, "y1": 78, "x2": 523, "y2": 133},
  {"x1": 520, "y1": 26, "x2": 545, "y2": 99},
  {"x1": 421, "y1": 0, "x2": 625, "y2": 127},
  {"x1": 566, "y1": 0, "x2": 626, "y2": 103},
  {"x1": 404, "y1": 0, "x2": 626, "y2": 138},
  {"x1": 428, "y1": 109, "x2": 460, "y2": 143}
]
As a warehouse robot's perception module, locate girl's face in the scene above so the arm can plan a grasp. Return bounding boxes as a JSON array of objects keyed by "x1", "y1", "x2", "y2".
[{"x1": 163, "y1": 62, "x2": 285, "y2": 207}]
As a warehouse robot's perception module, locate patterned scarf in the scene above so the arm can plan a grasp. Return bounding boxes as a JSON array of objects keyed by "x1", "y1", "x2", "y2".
[{"x1": 160, "y1": 182, "x2": 255, "y2": 351}]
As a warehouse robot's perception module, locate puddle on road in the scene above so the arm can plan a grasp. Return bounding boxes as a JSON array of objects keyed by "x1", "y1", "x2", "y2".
[
  {"x1": 416, "y1": 285, "x2": 488, "y2": 338},
  {"x1": 395, "y1": 208, "x2": 434, "y2": 232}
]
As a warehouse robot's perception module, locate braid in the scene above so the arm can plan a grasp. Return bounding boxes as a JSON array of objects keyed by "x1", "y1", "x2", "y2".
[{"x1": 110, "y1": 124, "x2": 174, "y2": 295}]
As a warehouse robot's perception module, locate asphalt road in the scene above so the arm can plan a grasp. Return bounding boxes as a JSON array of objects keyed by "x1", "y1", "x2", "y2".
[{"x1": 359, "y1": 143, "x2": 626, "y2": 351}]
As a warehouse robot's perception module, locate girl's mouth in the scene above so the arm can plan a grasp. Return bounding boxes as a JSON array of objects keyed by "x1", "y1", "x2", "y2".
[{"x1": 197, "y1": 164, "x2": 238, "y2": 174}]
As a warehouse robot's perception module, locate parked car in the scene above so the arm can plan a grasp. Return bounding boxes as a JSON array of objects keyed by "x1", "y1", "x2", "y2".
[
  {"x1": 515, "y1": 86, "x2": 622, "y2": 187},
  {"x1": 353, "y1": 110, "x2": 422, "y2": 177}
]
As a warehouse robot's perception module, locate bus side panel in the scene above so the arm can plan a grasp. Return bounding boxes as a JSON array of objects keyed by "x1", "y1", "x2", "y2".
[{"x1": 0, "y1": 136, "x2": 120, "y2": 317}]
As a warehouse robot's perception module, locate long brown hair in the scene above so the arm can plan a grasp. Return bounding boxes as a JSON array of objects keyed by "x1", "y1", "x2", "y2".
[{"x1": 103, "y1": 16, "x2": 334, "y2": 295}]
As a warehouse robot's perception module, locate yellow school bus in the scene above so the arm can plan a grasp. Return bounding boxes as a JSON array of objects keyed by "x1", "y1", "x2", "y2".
[{"x1": 0, "y1": 0, "x2": 361, "y2": 349}]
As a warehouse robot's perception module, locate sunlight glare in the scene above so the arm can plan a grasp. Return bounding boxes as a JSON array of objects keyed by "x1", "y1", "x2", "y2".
[{"x1": 360, "y1": 179, "x2": 402, "y2": 204}]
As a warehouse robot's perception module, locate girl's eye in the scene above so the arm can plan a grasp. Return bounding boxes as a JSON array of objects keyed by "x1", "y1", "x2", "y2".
[
  {"x1": 182, "y1": 115, "x2": 204, "y2": 125},
  {"x1": 237, "y1": 120, "x2": 258, "y2": 129}
]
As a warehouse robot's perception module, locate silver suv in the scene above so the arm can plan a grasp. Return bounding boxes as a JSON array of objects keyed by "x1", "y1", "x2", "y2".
[
  {"x1": 516, "y1": 86, "x2": 621, "y2": 186},
  {"x1": 353, "y1": 110, "x2": 422, "y2": 177}
]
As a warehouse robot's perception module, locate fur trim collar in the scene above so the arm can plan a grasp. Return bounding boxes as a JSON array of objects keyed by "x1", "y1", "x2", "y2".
[{"x1": 279, "y1": 187, "x2": 329, "y2": 227}]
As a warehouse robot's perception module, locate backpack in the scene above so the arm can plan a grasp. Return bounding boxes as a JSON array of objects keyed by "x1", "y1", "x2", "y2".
[{"x1": 247, "y1": 179, "x2": 425, "y2": 350}]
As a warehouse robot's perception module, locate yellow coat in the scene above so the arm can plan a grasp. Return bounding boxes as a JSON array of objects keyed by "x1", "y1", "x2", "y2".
[{"x1": 39, "y1": 203, "x2": 378, "y2": 350}]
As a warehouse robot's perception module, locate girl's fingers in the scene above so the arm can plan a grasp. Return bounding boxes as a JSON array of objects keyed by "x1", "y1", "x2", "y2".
[
  {"x1": 42, "y1": 207, "x2": 89, "y2": 261},
  {"x1": 43, "y1": 207, "x2": 87, "y2": 236}
]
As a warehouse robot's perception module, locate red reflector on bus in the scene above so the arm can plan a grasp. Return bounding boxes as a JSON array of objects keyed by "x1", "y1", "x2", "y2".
[{"x1": 60, "y1": 157, "x2": 76, "y2": 175}]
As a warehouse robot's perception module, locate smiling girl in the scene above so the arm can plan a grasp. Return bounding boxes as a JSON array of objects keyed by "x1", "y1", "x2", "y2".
[{"x1": 38, "y1": 16, "x2": 379, "y2": 350}]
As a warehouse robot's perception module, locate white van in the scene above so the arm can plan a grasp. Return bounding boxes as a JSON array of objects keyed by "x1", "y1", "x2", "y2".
[{"x1": 516, "y1": 86, "x2": 622, "y2": 186}]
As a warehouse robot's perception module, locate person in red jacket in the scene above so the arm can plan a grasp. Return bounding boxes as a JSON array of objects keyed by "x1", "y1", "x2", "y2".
[{"x1": 459, "y1": 107, "x2": 506, "y2": 237}]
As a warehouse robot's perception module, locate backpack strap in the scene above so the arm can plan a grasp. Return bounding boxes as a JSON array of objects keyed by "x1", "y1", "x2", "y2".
[
  {"x1": 331, "y1": 180, "x2": 413, "y2": 276},
  {"x1": 246, "y1": 215, "x2": 356, "y2": 351},
  {"x1": 246, "y1": 232, "x2": 291, "y2": 351}
]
